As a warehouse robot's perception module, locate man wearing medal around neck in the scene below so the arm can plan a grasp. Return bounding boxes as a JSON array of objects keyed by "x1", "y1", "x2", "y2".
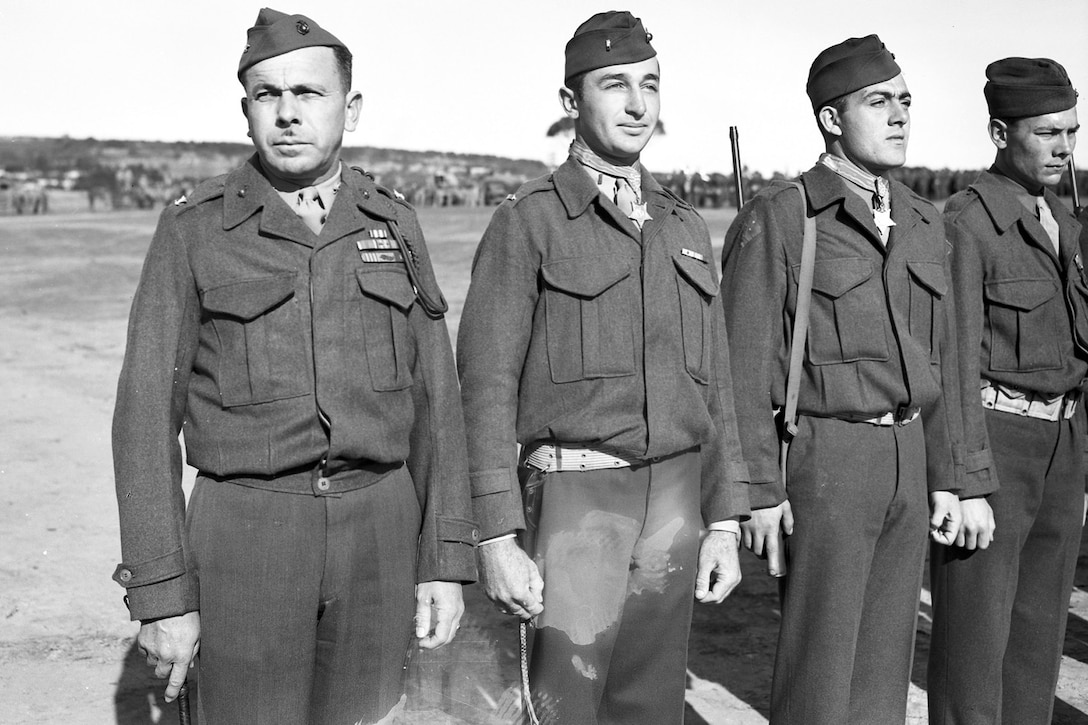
[
  {"x1": 720, "y1": 34, "x2": 965, "y2": 724},
  {"x1": 457, "y1": 10, "x2": 749, "y2": 724}
]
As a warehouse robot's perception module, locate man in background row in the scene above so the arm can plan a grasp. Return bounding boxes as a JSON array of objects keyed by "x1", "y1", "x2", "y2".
[
  {"x1": 111, "y1": 9, "x2": 476, "y2": 723},
  {"x1": 929, "y1": 57, "x2": 1084, "y2": 725},
  {"x1": 720, "y1": 34, "x2": 963, "y2": 724},
  {"x1": 458, "y1": 11, "x2": 749, "y2": 724}
]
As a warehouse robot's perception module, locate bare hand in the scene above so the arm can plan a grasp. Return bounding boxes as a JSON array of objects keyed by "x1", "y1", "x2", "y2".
[
  {"x1": 740, "y1": 501, "x2": 793, "y2": 577},
  {"x1": 695, "y1": 530, "x2": 742, "y2": 603},
  {"x1": 954, "y1": 497, "x2": 995, "y2": 550},
  {"x1": 476, "y1": 538, "x2": 544, "y2": 620},
  {"x1": 929, "y1": 491, "x2": 963, "y2": 546},
  {"x1": 415, "y1": 581, "x2": 464, "y2": 650},
  {"x1": 137, "y1": 611, "x2": 200, "y2": 703}
]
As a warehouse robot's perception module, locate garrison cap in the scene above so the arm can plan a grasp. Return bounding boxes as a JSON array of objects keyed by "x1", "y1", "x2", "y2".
[
  {"x1": 984, "y1": 57, "x2": 1078, "y2": 119},
  {"x1": 564, "y1": 11, "x2": 656, "y2": 84},
  {"x1": 807, "y1": 34, "x2": 901, "y2": 112},
  {"x1": 238, "y1": 8, "x2": 350, "y2": 80}
]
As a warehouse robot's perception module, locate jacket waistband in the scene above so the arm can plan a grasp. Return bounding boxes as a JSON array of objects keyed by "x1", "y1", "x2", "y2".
[
  {"x1": 980, "y1": 380, "x2": 1078, "y2": 422},
  {"x1": 202, "y1": 459, "x2": 403, "y2": 496}
]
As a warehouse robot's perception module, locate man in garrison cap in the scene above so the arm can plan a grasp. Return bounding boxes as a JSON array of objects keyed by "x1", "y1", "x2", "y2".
[
  {"x1": 110, "y1": 8, "x2": 477, "y2": 723},
  {"x1": 457, "y1": 10, "x2": 748, "y2": 724},
  {"x1": 720, "y1": 34, "x2": 965, "y2": 724},
  {"x1": 927, "y1": 57, "x2": 1083, "y2": 725}
]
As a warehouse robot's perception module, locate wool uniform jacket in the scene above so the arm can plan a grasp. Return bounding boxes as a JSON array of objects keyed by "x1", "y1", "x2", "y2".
[
  {"x1": 112, "y1": 158, "x2": 477, "y2": 621},
  {"x1": 720, "y1": 163, "x2": 964, "y2": 509},
  {"x1": 945, "y1": 169, "x2": 1088, "y2": 496},
  {"x1": 457, "y1": 158, "x2": 750, "y2": 541}
]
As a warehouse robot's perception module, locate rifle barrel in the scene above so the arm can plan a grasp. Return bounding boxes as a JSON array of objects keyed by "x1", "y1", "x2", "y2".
[
  {"x1": 729, "y1": 126, "x2": 745, "y2": 209},
  {"x1": 1071, "y1": 156, "x2": 1082, "y2": 215}
]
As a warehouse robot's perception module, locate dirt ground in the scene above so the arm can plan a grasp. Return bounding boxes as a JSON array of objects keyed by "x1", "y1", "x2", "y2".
[{"x1": 1, "y1": 207, "x2": 1087, "y2": 724}]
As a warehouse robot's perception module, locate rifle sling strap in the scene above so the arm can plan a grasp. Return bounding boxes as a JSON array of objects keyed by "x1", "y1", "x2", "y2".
[{"x1": 780, "y1": 181, "x2": 817, "y2": 486}]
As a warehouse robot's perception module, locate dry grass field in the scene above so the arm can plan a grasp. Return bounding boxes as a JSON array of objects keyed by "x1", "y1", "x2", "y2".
[{"x1": 1, "y1": 206, "x2": 1087, "y2": 724}]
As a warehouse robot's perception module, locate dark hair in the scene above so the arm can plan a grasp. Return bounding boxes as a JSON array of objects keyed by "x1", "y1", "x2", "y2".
[
  {"x1": 814, "y1": 91, "x2": 851, "y2": 137},
  {"x1": 566, "y1": 70, "x2": 588, "y2": 101},
  {"x1": 991, "y1": 116, "x2": 1029, "y2": 130},
  {"x1": 821, "y1": 92, "x2": 851, "y2": 117},
  {"x1": 240, "y1": 45, "x2": 353, "y2": 94},
  {"x1": 333, "y1": 46, "x2": 353, "y2": 93}
]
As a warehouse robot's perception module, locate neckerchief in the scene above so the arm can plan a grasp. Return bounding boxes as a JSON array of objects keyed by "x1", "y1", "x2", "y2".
[
  {"x1": 818, "y1": 153, "x2": 895, "y2": 244},
  {"x1": 570, "y1": 139, "x2": 652, "y2": 229}
]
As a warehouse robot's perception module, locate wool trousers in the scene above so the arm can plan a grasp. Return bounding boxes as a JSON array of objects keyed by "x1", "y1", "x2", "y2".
[
  {"x1": 187, "y1": 466, "x2": 420, "y2": 725},
  {"x1": 525, "y1": 448, "x2": 703, "y2": 725},
  {"x1": 770, "y1": 415, "x2": 929, "y2": 725},
  {"x1": 928, "y1": 409, "x2": 1084, "y2": 724}
]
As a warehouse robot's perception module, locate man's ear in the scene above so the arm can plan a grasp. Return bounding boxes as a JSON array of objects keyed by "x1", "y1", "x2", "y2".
[
  {"x1": 344, "y1": 91, "x2": 363, "y2": 132},
  {"x1": 817, "y1": 105, "x2": 842, "y2": 138},
  {"x1": 988, "y1": 118, "x2": 1009, "y2": 150},
  {"x1": 559, "y1": 85, "x2": 579, "y2": 119},
  {"x1": 240, "y1": 97, "x2": 252, "y2": 137}
]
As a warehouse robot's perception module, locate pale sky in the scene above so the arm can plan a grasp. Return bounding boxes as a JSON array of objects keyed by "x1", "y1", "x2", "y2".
[{"x1": 4, "y1": 0, "x2": 1086, "y2": 175}]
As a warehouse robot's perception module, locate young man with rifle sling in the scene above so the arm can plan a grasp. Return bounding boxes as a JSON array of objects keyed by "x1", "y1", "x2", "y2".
[{"x1": 719, "y1": 34, "x2": 964, "y2": 725}]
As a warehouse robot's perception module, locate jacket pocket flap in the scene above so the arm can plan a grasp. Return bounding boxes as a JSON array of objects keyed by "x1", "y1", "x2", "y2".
[
  {"x1": 798, "y1": 257, "x2": 874, "y2": 298},
  {"x1": 983, "y1": 278, "x2": 1057, "y2": 311},
  {"x1": 542, "y1": 256, "x2": 631, "y2": 297},
  {"x1": 202, "y1": 273, "x2": 296, "y2": 320},
  {"x1": 673, "y1": 255, "x2": 720, "y2": 297},
  {"x1": 907, "y1": 260, "x2": 948, "y2": 297},
  {"x1": 356, "y1": 269, "x2": 416, "y2": 311},
  {"x1": 436, "y1": 516, "x2": 480, "y2": 545}
]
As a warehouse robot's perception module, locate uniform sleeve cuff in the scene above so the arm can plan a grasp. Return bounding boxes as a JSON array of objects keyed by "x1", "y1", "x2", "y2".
[
  {"x1": 478, "y1": 532, "x2": 517, "y2": 546},
  {"x1": 707, "y1": 520, "x2": 741, "y2": 535}
]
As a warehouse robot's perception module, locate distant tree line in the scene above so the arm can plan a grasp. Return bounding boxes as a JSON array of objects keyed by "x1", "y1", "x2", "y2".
[
  {"x1": 655, "y1": 166, "x2": 1088, "y2": 209},
  {"x1": 2, "y1": 137, "x2": 1086, "y2": 212}
]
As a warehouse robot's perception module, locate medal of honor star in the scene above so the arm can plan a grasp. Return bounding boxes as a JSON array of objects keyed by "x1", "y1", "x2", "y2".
[
  {"x1": 457, "y1": 11, "x2": 749, "y2": 725},
  {"x1": 720, "y1": 34, "x2": 966, "y2": 725}
]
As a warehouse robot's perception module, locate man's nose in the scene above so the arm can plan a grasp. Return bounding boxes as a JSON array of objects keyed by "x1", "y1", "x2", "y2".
[
  {"x1": 889, "y1": 101, "x2": 908, "y2": 126},
  {"x1": 276, "y1": 93, "x2": 299, "y2": 125},
  {"x1": 1055, "y1": 132, "x2": 1075, "y2": 157}
]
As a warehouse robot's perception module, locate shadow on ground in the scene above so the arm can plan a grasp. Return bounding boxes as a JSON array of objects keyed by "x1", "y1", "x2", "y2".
[{"x1": 111, "y1": 524, "x2": 1088, "y2": 724}]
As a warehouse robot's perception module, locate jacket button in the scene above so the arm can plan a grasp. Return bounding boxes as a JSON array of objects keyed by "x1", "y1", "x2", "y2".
[
  {"x1": 317, "y1": 477, "x2": 331, "y2": 491},
  {"x1": 471, "y1": 528, "x2": 480, "y2": 542},
  {"x1": 118, "y1": 568, "x2": 133, "y2": 582}
]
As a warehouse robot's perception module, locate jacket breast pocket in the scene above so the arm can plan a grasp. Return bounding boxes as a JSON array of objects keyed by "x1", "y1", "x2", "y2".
[
  {"x1": 1066, "y1": 264, "x2": 1088, "y2": 353},
  {"x1": 984, "y1": 278, "x2": 1061, "y2": 372},
  {"x1": 202, "y1": 273, "x2": 310, "y2": 407},
  {"x1": 674, "y1": 255, "x2": 719, "y2": 383},
  {"x1": 354, "y1": 268, "x2": 416, "y2": 391},
  {"x1": 541, "y1": 256, "x2": 636, "y2": 383},
  {"x1": 796, "y1": 257, "x2": 890, "y2": 365},
  {"x1": 907, "y1": 260, "x2": 948, "y2": 363}
]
